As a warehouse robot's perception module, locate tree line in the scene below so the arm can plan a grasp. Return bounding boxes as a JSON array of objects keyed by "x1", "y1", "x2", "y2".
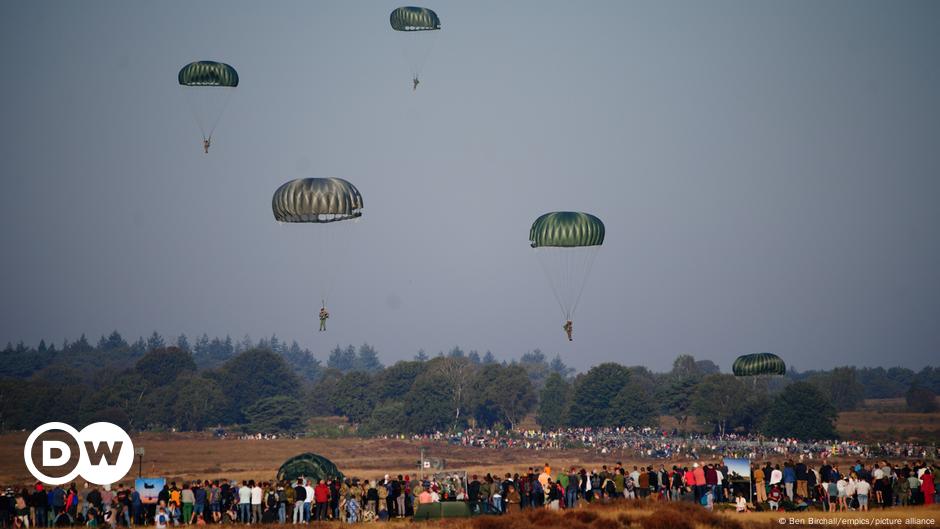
[{"x1": 0, "y1": 331, "x2": 937, "y2": 440}]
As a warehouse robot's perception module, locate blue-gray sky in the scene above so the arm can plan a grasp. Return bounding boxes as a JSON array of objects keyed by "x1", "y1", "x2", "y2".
[{"x1": 1, "y1": 1, "x2": 938, "y2": 372}]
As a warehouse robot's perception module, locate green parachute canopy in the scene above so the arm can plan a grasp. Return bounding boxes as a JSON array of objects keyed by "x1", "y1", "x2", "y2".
[
  {"x1": 530, "y1": 212, "x2": 605, "y2": 248},
  {"x1": 271, "y1": 178, "x2": 363, "y2": 223},
  {"x1": 276, "y1": 453, "x2": 344, "y2": 483},
  {"x1": 530, "y1": 211, "x2": 605, "y2": 321},
  {"x1": 732, "y1": 353, "x2": 786, "y2": 377},
  {"x1": 390, "y1": 6, "x2": 441, "y2": 31},
  {"x1": 178, "y1": 61, "x2": 239, "y2": 87}
]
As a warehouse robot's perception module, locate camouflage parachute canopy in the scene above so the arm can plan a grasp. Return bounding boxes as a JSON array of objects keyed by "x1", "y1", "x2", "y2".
[
  {"x1": 390, "y1": 6, "x2": 441, "y2": 31},
  {"x1": 732, "y1": 353, "x2": 786, "y2": 377},
  {"x1": 178, "y1": 61, "x2": 239, "y2": 87},
  {"x1": 271, "y1": 178, "x2": 363, "y2": 223},
  {"x1": 276, "y1": 453, "x2": 344, "y2": 483},
  {"x1": 529, "y1": 212, "x2": 605, "y2": 248}
]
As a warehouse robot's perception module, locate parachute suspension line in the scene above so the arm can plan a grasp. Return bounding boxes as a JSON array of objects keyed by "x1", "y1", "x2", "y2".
[
  {"x1": 184, "y1": 88, "x2": 209, "y2": 141},
  {"x1": 205, "y1": 88, "x2": 235, "y2": 142},
  {"x1": 413, "y1": 30, "x2": 439, "y2": 80},
  {"x1": 568, "y1": 246, "x2": 600, "y2": 320},
  {"x1": 536, "y1": 248, "x2": 569, "y2": 320}
]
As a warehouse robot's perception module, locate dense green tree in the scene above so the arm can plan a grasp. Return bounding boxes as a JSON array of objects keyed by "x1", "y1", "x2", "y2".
[
  {"x1": 403, "y1": 366, "x2": 462, "y2": 433},
  {"x1": 327, "y1": 345, "x2": 357, "y2": 372},
  {"x1": 329, "y1": 371, "x2": 376, "y2": 423},
  {"x1": 355, "y1": 343, "x2": 384, "y2": 373},
  {"x1": 414, "y1": 349, "x2": 429, "y2": 362},
  {"x1": 912, "y1": 367, "x2": 940, "y2": 394},
  {"x1": 810, "y1": 366, "x2": 865, "y2": 411},
  {"x1": 308, "y1": 368, "x2": 343, "y2": 416},
  {"x1": 174, "y1": 374, "x2": 226, "y2": 430},
  {"x1": 468, "y1": 363, "x2": 536, "y2": 430},
  {"x1": 374, "y1": 361, "x2": 426, "y2": 402},
  {"x1": 610, "y1": 379, "x2": 658, "y2": 427},
  {"x1": 906, "y1": 384, "x2": 938, "y2": 413},
  {"x1": 146, "y1": 331, "x2": 165, "y2": 351},
  {"x1": 658, "y1": 376, "x2": 697, "y2": 427},
  {"x1": 135, "y1": 347, "x2": 196, "y2": 386},
  {"x1": 176, "y1": 334, "x2": 191, "y2": 352},
  {"x1": 549, "y1": 354, "x2": 575, "y2": 378},
  {"x1": 98, "y1": 330, "x2": 128, "y2": 351},
  {"x1": 690, "y1": 374, "x2": 751, "y2": 436},
  {"x1": 244, "y1": 395, "x2": 306, "y2": 432},
  {"x1": 761, "y1": 382, "x2": 837, "y2": 439},
  {"x1": 537, "y1": 373, "x2": 571, "y2": 429},
  {"x1": 567, "y1": 363, "x2": 632, "y2": 427},
  {"x1": 281, "y1": 341, "x2": 322, "y2": 383},
  {"x1": 215, "y1": 348, "x2": 301, "y2": 423},
  {"x1": 360, "y1": 401, "x2": 407, "y2": 436},
  {"x1": 81, "y1": 373, "x2": 151, "y2": 429}
]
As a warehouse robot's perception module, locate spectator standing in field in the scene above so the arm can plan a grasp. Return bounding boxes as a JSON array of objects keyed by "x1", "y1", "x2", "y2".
[
  {"x1": 314, "y1": 480, "x2": 330, "y2": 521},
  {"x1": 856, "y1": 475, "x2": 871, "y2": 511},
  {"x1": 783, "y1": 461, "x2": 796, "y2": 500},
  {"x1": 302, "y1": 479, "x2": 314, "y2": 522},
  {"x1": 291, "y1": 479, "x2": 305, "y2": 524},
  {"x1": 249, "y1": 481, "x2": 262, "y2": 524},
  {"x1": 753, "y1": 464, "x2": 767, "y2": 503},
  {"x1": 237, "y1": 481, "x2": 250, "y2": 524},
  {"x1": 181, "y1": 483, "x2": 195, "y2": 524},
  {"x1": 193, "y1": 482, "x2": 206, "y2": 524},
  {"x1": 796, "y1": 460, "x2": 809, "y2": 499},
  {"x1": 922, "y1": 469, "x2": 935, "y2": 505}
]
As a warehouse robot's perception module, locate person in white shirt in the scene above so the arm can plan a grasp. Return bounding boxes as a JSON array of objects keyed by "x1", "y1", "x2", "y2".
[
  {"x1": 304, "y1": 481, "x2": 314, "y2": 522},
  {"x1": 836, "y1": 478, "x2": 848, "y2": 511},
  {"x1": 770, "y1": 466, "x2": 783, "y2": 486},
  {"x1": 155, "y1": 506, "x2": 169, "y2": 529},
  {"x1": 735, "y1": 493, "x2": 748, "y2": 513},
  {"x1": 250, "y1": 481, "x2": 263, "y2": 523},
  {"x1": 237, "y1": 482, "x2": 251, "y2": 524},
  {"x1": 855, "y1": 479, "x2": 871, "y2": 511}
]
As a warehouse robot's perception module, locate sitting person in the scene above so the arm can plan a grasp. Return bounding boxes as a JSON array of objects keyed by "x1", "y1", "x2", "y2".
[
  {"x1": 735, "y1": 492, "x2": 749, "y2": 513},
  {"x1": 793, "y1": 495, "x2": 809, "y2": 511},
  {"x1": 768, "y1": 484, "x2": 783, "y2": 511}
]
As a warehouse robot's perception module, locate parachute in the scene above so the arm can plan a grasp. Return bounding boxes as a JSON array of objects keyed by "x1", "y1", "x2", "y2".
[
  {"x1": 390, "y1": 6, "x2": 441, "y2": 31},
  {"x1": 271, "y1": 178, "x2": 363, "y2": 311},
  {"x1": 390, "y1": 7, "x2": 441, "y2": 89},
  {"x1": 276, "y1": 453, "x2": 344, "y2": 483},
  {"x1": 178, "y1": 61, "x2": 238, "y2": 149},
  {"x1": 732, "y1": 353, "x2": 786, "y2": 377},
  {"x1": 530, "y1": 212, "x2": 605, "y2": 322}
]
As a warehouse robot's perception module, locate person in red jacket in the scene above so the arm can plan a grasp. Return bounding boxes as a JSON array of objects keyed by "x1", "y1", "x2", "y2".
[
  {"x1": 692, "y1": 463, "x2": 706, "y2": 502},
  {"x1": 922, "y1": 469, "x2": 935, "y2": 505},
  {"x1": 314, "y1": 480, "x2": 331, "y2": 521}
]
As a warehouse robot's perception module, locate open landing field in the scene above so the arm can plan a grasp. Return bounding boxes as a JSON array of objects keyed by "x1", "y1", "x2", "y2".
[
  {"x1": 0, "y1": 431, "x2": 636, "y2": 485},
  {"x1": 835, "y1": 400, "x2": 940, "y2": 443}
]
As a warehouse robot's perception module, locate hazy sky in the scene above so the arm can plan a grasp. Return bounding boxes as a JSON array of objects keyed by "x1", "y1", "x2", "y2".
[{"x1": 1, "y1": 1, "x2": 938, "y2": 372}]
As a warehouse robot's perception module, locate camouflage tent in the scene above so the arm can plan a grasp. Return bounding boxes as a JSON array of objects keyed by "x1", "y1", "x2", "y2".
[
  {"x1": 276, "y1": 453, "x2": 344, "y2": 483},
  {"x1": 413, "y1": 502, "x2": 471, "y2": 520}
]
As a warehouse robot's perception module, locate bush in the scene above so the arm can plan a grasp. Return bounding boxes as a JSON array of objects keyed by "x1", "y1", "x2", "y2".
[{"x1": 640, "y1": 510, "x2": 694, "y2": 529}]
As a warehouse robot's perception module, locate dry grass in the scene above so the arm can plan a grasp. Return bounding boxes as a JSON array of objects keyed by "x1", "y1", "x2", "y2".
[
  {"x1": 836, "y1": 401, "x2": 940, "y2": 442},
  {"x1": 0, "y1": 431, "x2": 662, "y2": 485}
]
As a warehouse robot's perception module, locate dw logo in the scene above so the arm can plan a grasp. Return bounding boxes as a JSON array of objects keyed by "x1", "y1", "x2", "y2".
[{"x1": 24, "y1": 422, "x2": 134, "y2": 485}]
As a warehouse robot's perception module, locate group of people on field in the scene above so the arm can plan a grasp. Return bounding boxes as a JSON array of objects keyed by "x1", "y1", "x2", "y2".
[
  {"x1": 0, "y1": 457, "x2": 936, "y2": 527},
  {"x1": 752, "y1": 459, "x2": 936, "y2": 512}
]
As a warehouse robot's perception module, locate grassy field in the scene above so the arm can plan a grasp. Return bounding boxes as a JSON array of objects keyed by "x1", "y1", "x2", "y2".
[
  {"x1": 836, "y1": 399, "x2": 940, "y2": 443},
  {"x1": 1, "y1": 431, "x2": 644, "y2": 485},
  {"x1": 2, "y1": 400, "x2": 936, "y2": 486}
]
